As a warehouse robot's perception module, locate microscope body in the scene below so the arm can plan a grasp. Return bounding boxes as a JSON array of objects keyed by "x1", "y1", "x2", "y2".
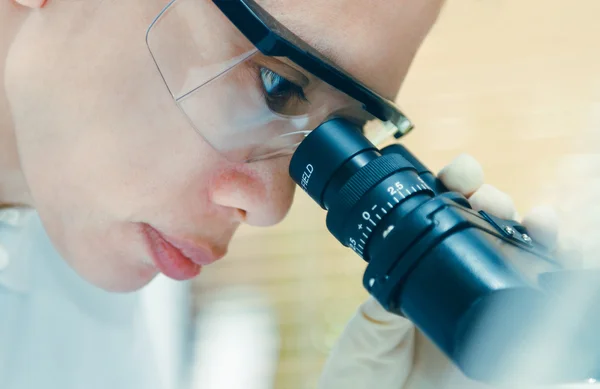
[{"x1": 289, "y1": 118, "x2": 600, "y2": 384}]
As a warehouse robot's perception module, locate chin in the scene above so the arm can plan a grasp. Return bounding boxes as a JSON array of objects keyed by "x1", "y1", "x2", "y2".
[
  {"x1": 65, "y1": 253, "x2": 161, "y2": 293},
  {"x1": 44, "y1": 213, "x2": 164, "y2": 293},
  {"x1": 100, "y1": 270, "x2": 160, "y2": 293},
  {"x1": 73, "y1": 225, "x2": 164, "y2": 293}
]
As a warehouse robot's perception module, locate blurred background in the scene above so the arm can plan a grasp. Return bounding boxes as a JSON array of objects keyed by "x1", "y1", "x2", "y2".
[{"x1": 186, "y1": 0, "x2": 600, "y2": 388}]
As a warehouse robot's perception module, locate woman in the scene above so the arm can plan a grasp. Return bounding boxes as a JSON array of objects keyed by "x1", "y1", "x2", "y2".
[{"x1": 1, "y1": 0, "x2": 575, "y2": 388}]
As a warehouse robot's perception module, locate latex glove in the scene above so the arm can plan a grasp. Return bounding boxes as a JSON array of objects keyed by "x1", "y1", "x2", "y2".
[
  {"x1": 11, "y1": 0, "x2": 47, "y2": 8},
  {"x1": 317, "y1": 154, "x2": 580, "y2": 389}
]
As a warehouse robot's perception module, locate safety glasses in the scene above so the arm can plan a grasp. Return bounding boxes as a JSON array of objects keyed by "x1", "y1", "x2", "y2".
[{"x1": 146, "y1": 0, "x2": 414, "y2": 163}]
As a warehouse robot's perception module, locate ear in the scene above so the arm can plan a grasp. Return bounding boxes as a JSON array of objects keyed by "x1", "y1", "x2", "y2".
[{"x1": 12, "y1": 0, "x2": 47, "y2": 8}]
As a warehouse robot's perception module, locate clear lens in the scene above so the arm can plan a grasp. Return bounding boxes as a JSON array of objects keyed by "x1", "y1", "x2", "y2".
[
  {"x1": 147, "y1": 0, "x2": 388, "y2": 162},
  {"x1": 146, "y1": 0, "x2": 259, "y2": 100}
]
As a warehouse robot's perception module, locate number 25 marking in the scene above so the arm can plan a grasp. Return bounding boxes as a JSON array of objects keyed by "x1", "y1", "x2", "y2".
[{"x1": 387, "y1": 182, "x2": 404, "y2": 195}]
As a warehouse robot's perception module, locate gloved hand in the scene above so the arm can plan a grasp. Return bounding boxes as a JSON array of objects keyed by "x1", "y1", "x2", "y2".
[
  {"x1": 11, "y1": 0, "x2": 47, "y2": 8},
  {"x1": 317, "y1": 154, "x2": 582, "y2": 389}
]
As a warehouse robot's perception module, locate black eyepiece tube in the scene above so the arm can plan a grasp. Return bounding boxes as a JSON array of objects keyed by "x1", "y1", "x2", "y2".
[
  {"x1": 382, "y1": 144, "x2": 448, "y2": 195},
  {"x1": 289, "y1": 118, "x2": 380, "y2": 209}
]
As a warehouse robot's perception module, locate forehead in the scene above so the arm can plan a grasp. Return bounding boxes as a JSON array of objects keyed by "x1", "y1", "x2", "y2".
[
  {"x1": 9, "y1": 0, "x2": 443, "y2": 100},
  {"x1": 257, "y1": 0, "x2": 445, "y2": 99}
]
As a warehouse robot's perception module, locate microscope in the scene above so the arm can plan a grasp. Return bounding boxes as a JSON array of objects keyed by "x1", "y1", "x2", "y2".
[{"x1": 289, "y1": 117, "x2": 600, "y2": 385}]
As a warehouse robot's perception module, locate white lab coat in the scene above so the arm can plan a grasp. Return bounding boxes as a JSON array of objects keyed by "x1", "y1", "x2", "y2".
[{"x1": 0, "y1": 208, "x2": 190, "y2": 389}]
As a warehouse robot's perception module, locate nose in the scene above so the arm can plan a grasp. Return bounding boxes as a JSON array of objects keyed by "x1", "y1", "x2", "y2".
[{"x1": 210, "y1": 159, "x2": 296, "y2": 227}]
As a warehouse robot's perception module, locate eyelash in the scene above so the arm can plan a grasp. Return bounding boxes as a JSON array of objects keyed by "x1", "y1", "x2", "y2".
[{"x1": 258, "y1": 67, "x2": 308, "y2": 111}]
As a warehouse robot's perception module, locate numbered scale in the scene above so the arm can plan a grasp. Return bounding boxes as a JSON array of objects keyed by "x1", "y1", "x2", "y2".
[{"x1": 344, "y1": 173, "x2": 435, "y2": 258}]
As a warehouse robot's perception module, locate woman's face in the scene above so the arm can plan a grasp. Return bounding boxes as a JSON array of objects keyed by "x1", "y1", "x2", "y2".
[{"x1": 2, "y1": 0, "x2": 444, "y2": 292}]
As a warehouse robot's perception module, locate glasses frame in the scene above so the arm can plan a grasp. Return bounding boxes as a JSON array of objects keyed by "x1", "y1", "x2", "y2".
[{"x1": 212, "y1": 0, "x2": 415, "y2": 139}]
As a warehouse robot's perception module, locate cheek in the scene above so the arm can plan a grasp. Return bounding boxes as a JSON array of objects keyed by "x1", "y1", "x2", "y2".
[
  {"x1": 5, "y1": 7, "x2": 211, "y2": 212},
  {"x1": 4, "y1": 8, "x2": 224, "y2": 290}
]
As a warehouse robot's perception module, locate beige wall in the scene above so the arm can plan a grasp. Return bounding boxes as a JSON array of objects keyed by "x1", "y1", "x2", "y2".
[{"x1": 193, "y1": 1, "x2": 600, "y2": 387}]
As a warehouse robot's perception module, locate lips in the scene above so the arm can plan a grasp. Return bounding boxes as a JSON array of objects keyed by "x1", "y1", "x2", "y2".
[{"x1": 141, "y1": 224, "x2": 223, "y2": 281}]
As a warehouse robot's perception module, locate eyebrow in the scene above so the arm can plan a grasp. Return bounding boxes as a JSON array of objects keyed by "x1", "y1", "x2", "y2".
[{"x1": 310, "y1": 40, "x2": 344, "y2": 68}]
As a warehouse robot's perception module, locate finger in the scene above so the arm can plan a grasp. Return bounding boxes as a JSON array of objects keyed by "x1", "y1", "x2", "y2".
[
  {"x1": 360, "y1": 296, "x2": 406, "y2": 325},
  {"x1": 438, "y1": 154, "x2": 485, "y2": 198},
  {"x1": 521, "y1": 206, "x2": 583, "y2": 267},
  {"x1": 521, "y1": 206, "x2": 560, "y2": 251},
  {"x1": 318, "y1": 297, "x2": 415, "y2": 389},
  {"x1": 12, "y1": 0, "x2": 47, "y2": 7},
  {"x1": 554, "y1": 234, "x2": 584, "y2": 268},
  {"x1": 468, "y1": 184, "x2": 518, "y2": 220}
]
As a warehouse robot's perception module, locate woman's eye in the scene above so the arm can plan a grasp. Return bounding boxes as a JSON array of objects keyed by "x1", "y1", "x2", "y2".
[{"x1": 259, "y1": 68, "x2": 308, "y2": 114}]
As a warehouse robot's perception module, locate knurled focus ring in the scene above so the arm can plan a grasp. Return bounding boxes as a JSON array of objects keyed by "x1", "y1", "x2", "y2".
[
  {"x1": 326, "y1": 154, "x2": 413, "y2": 234},
  {"x1": 339, "y1": 154, "x2": 412, "y2": 210}
]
